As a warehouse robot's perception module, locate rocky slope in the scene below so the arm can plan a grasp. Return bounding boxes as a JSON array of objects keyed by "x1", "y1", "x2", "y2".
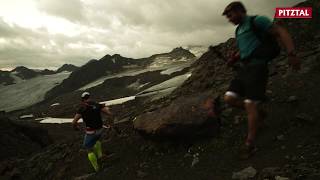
[{"x1": 0, "y1": 116, "x2": 52, "y2": 162}]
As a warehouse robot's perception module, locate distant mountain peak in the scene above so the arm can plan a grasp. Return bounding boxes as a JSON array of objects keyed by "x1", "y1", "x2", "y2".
[
  {"x1": 11, "y1": 66, "x2": 29, "y2": 72},
  {"x1": 170, "y1": 47, "x2": 192, "y2": 54},
  {"x1": 171, "y1": 47, "x2": 185, "y2": 51},
  {"x1": 10, "y1": 66, "x2": 38, "y2": 80},
  {"x1": 56, "y1": 64, "x2": 78, "y2": 73},
  {"x1": 112, "y1": 54, "x2": 122, "y2": 58},
  {"x1": 166, "y1": 47, "x2": 196, "y2": 59}
]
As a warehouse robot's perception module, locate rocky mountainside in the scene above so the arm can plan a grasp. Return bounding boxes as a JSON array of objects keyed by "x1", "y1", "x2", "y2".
[
  {"x1": 45, "y1": 54, "x2": 147, "y2": 100},
  {"x1": 11, "y1": 66, "x2": 39, "y2": 80},
  {"x1": 0, "y1": 116, "x2": 52, "y2": 162},
  {"x1": 45, "y1": 48, "x2": 195, "y2": 100}
]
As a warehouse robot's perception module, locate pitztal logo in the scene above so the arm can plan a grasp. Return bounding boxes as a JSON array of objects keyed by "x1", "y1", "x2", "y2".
[{"x1": 275, "y1": 7, "x2": 312, "y2": 18}]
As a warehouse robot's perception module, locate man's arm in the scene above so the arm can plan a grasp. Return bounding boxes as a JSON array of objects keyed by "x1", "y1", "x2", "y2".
[
  {"x1": 101, "y1": 106, "x2": 112, "y2": 116},
  {"x1": 101, "y1": 106, "x2": 114, "y2": 127},
  {"x1": 227, "y1": 50, "x2": 240, "y2": 66},
  {"x1": 72, "y1": 113, "x2": 82, "y2": 130},
  {"x1": 269, "y1": 24, "x2": 300, "y2": 71}
]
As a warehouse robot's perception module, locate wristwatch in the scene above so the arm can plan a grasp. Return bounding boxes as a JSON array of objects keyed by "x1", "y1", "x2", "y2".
[{"x1": 288, "y1": 50, "x2": 297, "y2": 57}]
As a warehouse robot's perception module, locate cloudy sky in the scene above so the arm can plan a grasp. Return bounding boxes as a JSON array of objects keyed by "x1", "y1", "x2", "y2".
[{"x1": 0, "y1": 0, "x2": 304, "y2": 70}]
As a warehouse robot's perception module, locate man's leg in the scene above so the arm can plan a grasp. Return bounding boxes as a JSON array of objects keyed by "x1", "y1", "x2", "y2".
[
  {"x1": 243, "y1": 63, "x2": 269, "y2": 145},
  {"x1": 94, "y1": 140, "x2": 102, "y2": 159},
  {"x1": 88, "y1": 150, "x2": 99, "y2": 172},
  {"x1": 244, "y1": 100, "x2": 259, "y2": 146},
  {"x1": 224, "y1": 91, "x2": 244, "y2": 109},
  {"x1": 93, "y1": 129, "x2": 105, "y2": 159},
  {"x1": 84, "y1": 134, "x2": 100, "y2": 172}
]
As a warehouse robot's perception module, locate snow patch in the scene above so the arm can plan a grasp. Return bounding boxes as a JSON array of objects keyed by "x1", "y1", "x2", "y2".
[
  {"x1": 78, "y1": 69, "x2": 152, "y2": 91},
  {"x1": 79, "y1": 58, "x2": 194, "y2": 91},
  {"x1": 127, "y1": 79, "x2": 149, "y2": 90},
  {"x1": 40, "y1": 118, "x2": 83, "y2": 124},
  {"x1": 39, "y1": 96, "x2": 136, "y2": 124},
  {"x1": 19, "y1": 114, "x2": 34, "y2": 119},
  {"x1": 100, "y1": 96, "x2": 136, "y2": 106},
  {"x1": 184, "y1": 46, "x2": 208, "y2": 58},
  {"x1": 160, "y1": 64, "x2": 189, "y2": 75},
  {"x1": 137, "y1": 73, "x2": 191, "y2": 95}
]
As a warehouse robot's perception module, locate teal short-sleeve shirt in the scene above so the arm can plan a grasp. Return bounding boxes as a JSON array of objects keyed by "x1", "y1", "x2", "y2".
[{"x1": 236, "y1": 15, "x2": 273, "y2": 61}]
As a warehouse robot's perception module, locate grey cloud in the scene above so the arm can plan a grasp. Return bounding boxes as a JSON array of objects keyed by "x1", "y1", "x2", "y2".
[
  {"x1": 0, "y1": 18, "x2": 98, "y2": 69},
  {"x1": 36, "y1": 0, "x2": 86, "y2": 23},
  {"x1": 85, "y1": 0, "x2": 304, "y2": 33},
  {"x1": 0, "y1": 19, "x2": 16, "y2": 38}
]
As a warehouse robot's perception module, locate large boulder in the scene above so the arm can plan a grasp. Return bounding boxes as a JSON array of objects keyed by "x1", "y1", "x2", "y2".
[{"x1": 133, "y1": 92, "x2": 220, "y2": 138}]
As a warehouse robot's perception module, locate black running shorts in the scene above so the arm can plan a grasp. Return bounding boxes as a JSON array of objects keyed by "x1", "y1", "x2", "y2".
[{"x1": 227, "y1": 63, "x2": 269, "y2": 101}]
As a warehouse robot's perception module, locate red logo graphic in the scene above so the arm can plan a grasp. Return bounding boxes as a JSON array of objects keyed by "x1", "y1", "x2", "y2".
[{"x1": 275, "y1": 7, "x2": 312, "y2": 18}]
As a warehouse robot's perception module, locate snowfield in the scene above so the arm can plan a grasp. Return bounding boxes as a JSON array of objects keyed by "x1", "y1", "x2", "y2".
[
  {"x1": 136, "y1": 73, "x2": 192, "y2": 98},
  {"x1": 0, "y1": 72, "x2": 71, "y2": 112},
  {"x1": 79, "y1": 57, "x2": 195, "y2": 91}
]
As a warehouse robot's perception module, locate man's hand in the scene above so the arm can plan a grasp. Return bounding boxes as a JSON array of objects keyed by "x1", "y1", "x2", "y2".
[
  {"x1": 288, "y1": 55, "x2": 301, "y2": 71},
  {"x1": 72, "y1": 113, "x2": 82, "y2": 131},
  {"x1": 103, "y1": 124, "x2": 111, "y2": 129},
  {"x1": 227, "y1": 51, "x2": 240, "y2": 67},
  {"x1": 73, "y1": 123, "x2": 80, "y2": 131}
]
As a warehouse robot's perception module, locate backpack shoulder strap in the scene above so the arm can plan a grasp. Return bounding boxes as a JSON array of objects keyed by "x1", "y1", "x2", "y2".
[
  {"x1": 250, "y1": 15, "x2": 265, "y2": 41},
  {"x1": 250, "y1": 16, "x2": 259, "y2": 34},
  {"x1": 236, "y1": 15, "x2": 258, "y2": 38},
  {"x1": 235, "y1": 26, "x2": 240, "y2": 38}
]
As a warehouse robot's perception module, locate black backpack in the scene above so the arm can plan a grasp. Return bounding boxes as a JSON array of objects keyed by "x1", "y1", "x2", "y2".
[{"x1": 236, "y1": 16, "x2": 281, "y2": 61}]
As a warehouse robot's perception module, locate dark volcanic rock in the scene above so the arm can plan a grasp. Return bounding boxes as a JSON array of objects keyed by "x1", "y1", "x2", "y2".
[{"x1": 133, "y1": 92, "x2": 220, "y2": 138}]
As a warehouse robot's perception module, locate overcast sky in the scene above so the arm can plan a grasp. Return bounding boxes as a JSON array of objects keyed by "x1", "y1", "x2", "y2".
[{"x1": 0, "y1": 0, "x2": 304, "y2": 70}]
